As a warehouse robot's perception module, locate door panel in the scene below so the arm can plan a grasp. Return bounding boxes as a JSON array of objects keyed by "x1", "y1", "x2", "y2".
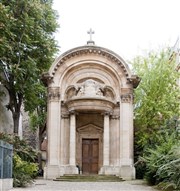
[{"x1": 82, "y1": 139, "x2": 99, "y2": 174}]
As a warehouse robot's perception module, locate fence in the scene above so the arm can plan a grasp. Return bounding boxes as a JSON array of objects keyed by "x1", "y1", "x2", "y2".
[{"x1": 0, "y1": 140, "x2": 13, "y2": 179}]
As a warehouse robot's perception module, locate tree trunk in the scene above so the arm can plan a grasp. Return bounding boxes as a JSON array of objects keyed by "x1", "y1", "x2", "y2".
[
  {"x1": 38, "y1": 128, "x2": 43, "y2": 171},
  {"x1": 13, "y1": 112, "x2": 20, "y2": 134},
  {"x1": 37, "y1": 124, "x2": 46, "y2": 176}
]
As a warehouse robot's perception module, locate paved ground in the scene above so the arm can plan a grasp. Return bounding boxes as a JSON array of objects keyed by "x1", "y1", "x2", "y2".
[{"x1": 9, "y1": 179, "x2": 160, "y2": 191}]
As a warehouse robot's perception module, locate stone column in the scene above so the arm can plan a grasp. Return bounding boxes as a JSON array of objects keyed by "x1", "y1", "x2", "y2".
[
  {"x1": 44, "y1": 87, "x2": 61, "y2": 179},
  {"x1": 66, "y1": 111, "x2": 78, "y2": 174},
  {"x1": 103, "y1": 112, "x2": 110, "y2": 166},
  {"x1": 69, "y1": 111, "x2": 76, "y2": 166},
  {"x1": 119, "y1": 93, "x2": 135, "y2": 180}
]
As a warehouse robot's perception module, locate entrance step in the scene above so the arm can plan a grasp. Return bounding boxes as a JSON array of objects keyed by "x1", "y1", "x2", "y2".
[{"x1": 54, "y1": 175, "x2": 123, "y2": 182}]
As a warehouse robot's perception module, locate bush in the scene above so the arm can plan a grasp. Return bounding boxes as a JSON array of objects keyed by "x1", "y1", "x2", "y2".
[
  {"x1": 13, "y1": 154, "x2": 38, "y2": 187},
  {"x1": 0, "y1": 132, "x2": 38, "y2": 187},
  {"x1": 141, "y1": 131, "x2": 180, "y2": 190},
  {"x1": 157, "y1": 144, "x2": 180, "y2": 190},
  {"x1": 0, "y1": 132, "x2": 37, "y2": 162}
]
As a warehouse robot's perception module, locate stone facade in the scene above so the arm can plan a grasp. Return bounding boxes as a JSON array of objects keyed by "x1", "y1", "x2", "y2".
[{"x1": 43, "y1": 43, "x2": 140, "y2": 180}]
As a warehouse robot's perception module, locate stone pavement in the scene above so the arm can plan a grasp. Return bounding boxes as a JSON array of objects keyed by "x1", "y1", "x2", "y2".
[{"x1": 9, "y1": 179, "x2": 160, "y2": 191}]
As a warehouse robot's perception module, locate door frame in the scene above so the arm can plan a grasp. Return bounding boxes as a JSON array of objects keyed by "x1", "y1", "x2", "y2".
[
  {"x1": 76, "y1": 124, "x2": 103, "y2": 174},
  {"x1": 82, "y1": 138, "x2": 99, "y2": 174}
]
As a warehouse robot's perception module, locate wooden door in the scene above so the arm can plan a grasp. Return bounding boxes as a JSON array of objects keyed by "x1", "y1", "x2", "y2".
[{"x1": 82, "y1": 139, "x2": 99, "y2": 174}]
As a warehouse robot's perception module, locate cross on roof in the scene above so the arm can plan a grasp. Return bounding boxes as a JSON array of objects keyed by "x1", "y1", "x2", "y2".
[{"x1": 87, "y1": 28, "x2": 94, "y2": 41}]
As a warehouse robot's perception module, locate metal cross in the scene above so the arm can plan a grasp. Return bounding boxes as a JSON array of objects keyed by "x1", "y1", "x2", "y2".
[{"x1": 87, "y1": 28, "x2": 94, "y2": 41}]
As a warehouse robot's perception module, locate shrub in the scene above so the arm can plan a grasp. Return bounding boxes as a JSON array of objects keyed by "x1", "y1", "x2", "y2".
[
  {"x1": 157, "y1": 144, "x2": 180, "y2": 190},
  {"x1": 13, "y1": 154, "x2": 38, "y2": 187},
  {"x1": 0, "y1": 132, "x2": 38, "y2": 187},
  {"x1": 141, "y1": 131, "x2": 180, "y2": 190}
]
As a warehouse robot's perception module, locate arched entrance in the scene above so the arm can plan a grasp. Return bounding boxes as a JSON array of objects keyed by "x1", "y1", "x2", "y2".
[{"x1": 43, "y1": 44, "x2": 140, "y2": 180}]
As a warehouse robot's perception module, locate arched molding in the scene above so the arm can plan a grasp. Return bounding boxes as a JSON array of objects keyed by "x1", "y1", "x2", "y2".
[
  {"x1": 59, "y1": 60, "x2": 123, "y2": 100},
  {"x1": 43, "y1": 46, "x2": 140, "y2": 89},
  {"x1": 49, "y1": 45, "x2": 131, "y2": 77}
]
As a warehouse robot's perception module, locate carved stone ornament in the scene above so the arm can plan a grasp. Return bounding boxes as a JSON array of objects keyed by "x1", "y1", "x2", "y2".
[
  {"x1": 48, "y1": 87, "x2": 60, "y2": 100},
  {"x1": 121, "y1": 94, "x2": 133, "y2": 103},
  {"x1": 65, "y1": 79, "x2": 115, "y2": 102},
  {"x1": 76, "y1": 79, "x2": 104, "y2": 97}
]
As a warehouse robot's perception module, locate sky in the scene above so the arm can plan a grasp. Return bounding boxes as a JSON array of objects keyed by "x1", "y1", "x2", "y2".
[{"x1": 53, "y1": 0, "x2": 180, "y2": 61}]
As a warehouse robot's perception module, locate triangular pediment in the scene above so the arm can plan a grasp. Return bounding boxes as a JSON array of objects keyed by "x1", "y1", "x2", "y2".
[{"x1": 77, "y1": 123, "x2": 103, "y2": 134}]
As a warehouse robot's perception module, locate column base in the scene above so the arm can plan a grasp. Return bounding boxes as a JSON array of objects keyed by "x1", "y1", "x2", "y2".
[
  {"x1": 44, "y1": 165, "x2": 60, "y2": 179},
  {"x1": 99, "y1": 166, "x2": 120, "y2": 175},
  {"x1": 44, "y1": 165, "x2": 79, "y2": 179},
  {"x1": 119, "y1": 166, "x2": 135, "y2": 180},
  {"x1": 60, "y1": 165, "x2": 79, "y2": 175}
]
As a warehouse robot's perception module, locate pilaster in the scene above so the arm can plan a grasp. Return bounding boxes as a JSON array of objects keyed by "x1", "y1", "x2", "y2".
[
  {"x1": 119, "y1": 93, "x2": 135, "y2": 180},
  {"x1": 44, "y1": 87, "x2": 61, "y2": 179}
]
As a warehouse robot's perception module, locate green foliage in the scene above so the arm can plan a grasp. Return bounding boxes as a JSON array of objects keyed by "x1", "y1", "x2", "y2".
[
  {"x1": 0, "y1": 132, "x2": 37, "y2": 162},
  {"x1": 0, "y1": 132, "x2": 38, "y2": 187},
  {"x1": 132, "y1": 48, "x2": 180, "y2": 150},
  {"x1": 13, "y1": 154, "x2": 38, "y2": 187},
  {"x1": 132, "y1": 48, "x2": 180, "y2": 189},
  {"x1": 141, "y1": 130, "x2": 180, "y2": 190},
  {"x1": 157, "y1": 144, "x2": 180, "y2": 190},
  {"x1": 0, "y1": 0, "x2": 59, "y2": 133}
]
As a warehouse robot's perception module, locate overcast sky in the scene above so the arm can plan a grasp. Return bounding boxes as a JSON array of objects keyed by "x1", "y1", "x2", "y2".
[{"x1": 53, "y1": 0, "x2": 180, "y2": 61}]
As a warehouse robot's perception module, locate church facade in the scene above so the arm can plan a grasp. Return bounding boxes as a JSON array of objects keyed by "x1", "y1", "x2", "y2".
[{"x1": 43, "y1": 40, "x2": 140, "y2": 180}]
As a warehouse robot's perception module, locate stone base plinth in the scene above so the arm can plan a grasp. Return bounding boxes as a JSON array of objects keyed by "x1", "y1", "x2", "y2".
[
  {"x1": 60, "y1": 166, "x2": 79, "y2": 175},
  {"x1": 44, "y1": 165, "x2": 79, "y2": 179},
  {"x1": 99, "y1": 166, "x2": 120, "y2": 175},
  {"x1": 119, "y1": 166, "x2": 135, "y2": 180},
  {"x1": 44, "y1": 165, "x2": 60, "y2": 179},
  {"x1": 60, "y1": 165, "x2": 79, "y2": 175},
  {"x1": 0, "y1": 178, "x2": 13, "y2": 191}
]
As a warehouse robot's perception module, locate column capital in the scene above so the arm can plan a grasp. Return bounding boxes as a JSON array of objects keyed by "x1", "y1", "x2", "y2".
[
  {"x1": 102, "y1": 111, "x2": 112, "y2": 116},
  {"x1": 48, "y1": 87, "x2": 61, "y2": 101},
  {"x1": 120, "y1": 93, "x2": 133, "y2": 103},
  {"x1": 69, "y1": 110, "x2": 79, "y2": 115},
  {"x1": 61, "y1": 113, "x2": 69, "y2": 119}
]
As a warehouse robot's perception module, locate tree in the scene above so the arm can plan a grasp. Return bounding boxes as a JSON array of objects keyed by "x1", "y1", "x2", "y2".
[
  {"x1": 132, "y1": 48, "x2": 180, "y2": 153},
  {"x1": 0, "y1": 0, "x2": 59, "y2": 134}
]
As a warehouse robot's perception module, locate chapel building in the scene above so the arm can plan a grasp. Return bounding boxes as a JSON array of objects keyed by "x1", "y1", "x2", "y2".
[{"x1": 43, "y1": 38, "x2": 140, "y2": 180}]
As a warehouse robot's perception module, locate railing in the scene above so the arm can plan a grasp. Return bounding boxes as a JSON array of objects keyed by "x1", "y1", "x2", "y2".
[{"x1": 0, "y1": 140, "x2": 13, "y2": 179}]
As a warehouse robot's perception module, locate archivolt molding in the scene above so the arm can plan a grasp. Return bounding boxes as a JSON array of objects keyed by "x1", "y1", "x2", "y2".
[
  {"x1": 43, "y1": 45, "x2": 140, "y2": 89},
  {"x1": 49, "y1": 46, "x2": 130, "y2": 76}
]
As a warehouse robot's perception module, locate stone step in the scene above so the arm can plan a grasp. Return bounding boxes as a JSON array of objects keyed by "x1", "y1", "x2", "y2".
[{"x1": 54, "y1": 175, "x2": 123, "y2": 182}]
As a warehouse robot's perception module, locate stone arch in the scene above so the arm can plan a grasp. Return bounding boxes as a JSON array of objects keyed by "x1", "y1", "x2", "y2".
[
  {"x1": 59, "y1": 60, "x2": 122, "y2": 101},
  {"x1": 45, "y1": 46, "x2": 140, "y2": 91}
]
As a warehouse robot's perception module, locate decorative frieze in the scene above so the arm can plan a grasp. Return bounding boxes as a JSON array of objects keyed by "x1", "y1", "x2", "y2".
[
  {"x1": 121, "y1": 94, "x2": 133, "y2": 103},
  {"x1": 48, "y1": 87, "x2": 60, "y2": 101}
]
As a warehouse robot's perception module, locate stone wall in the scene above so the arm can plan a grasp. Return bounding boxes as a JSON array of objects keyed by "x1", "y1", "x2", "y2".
[
  {"x1": 22, "y1": 109, "x2": 38, "y2": 149},
  {"x1": 0, "y1": 86, "x2": 13, "y2": 134}
]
